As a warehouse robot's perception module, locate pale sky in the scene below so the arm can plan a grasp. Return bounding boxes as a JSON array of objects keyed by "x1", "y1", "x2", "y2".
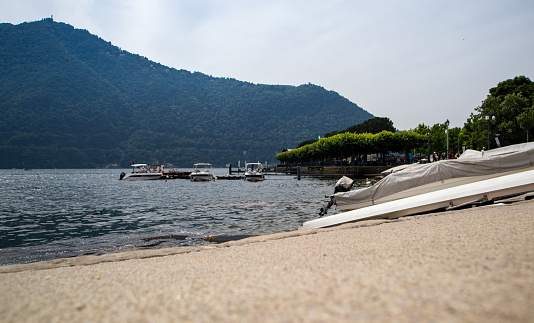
[{"x1": 1, "y1": 0, "x2": 533, "y2": 130}]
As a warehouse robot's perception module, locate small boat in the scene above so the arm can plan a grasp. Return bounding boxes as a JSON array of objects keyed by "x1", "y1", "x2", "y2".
[
  {"x1": 301, "y1": 168, "x2": 534, "y2": 230},
  {"x1": 120, "y1": 164, "x2": 162, "y2": 181},
  {"x1": 189, "y1": 163, "x2": 216, "y2": 182},
  {"x1": 244, "y1": 162, "x2": 265, "y2": 182}
]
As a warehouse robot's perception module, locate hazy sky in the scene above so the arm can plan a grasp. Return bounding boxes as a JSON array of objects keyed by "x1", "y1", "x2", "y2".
[{"x1": 1, "y1": 0, "x2": 533, "y2": 130}]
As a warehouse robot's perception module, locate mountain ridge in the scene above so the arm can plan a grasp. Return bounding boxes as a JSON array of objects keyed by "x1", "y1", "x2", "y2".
[{"x1": 0, "y1": 18, "x2": 374, "y2": 168}]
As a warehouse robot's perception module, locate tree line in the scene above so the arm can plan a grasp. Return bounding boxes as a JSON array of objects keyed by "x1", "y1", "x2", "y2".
[
  {"x1": 276, "y1": 131, "x2": 426, "y2": 165},
  {"x1": 413, "y1": 76, "x2": 534, "y2": 155},
  {"x1": 278, "y1": 76, "x2": 534, "y2": 165}
]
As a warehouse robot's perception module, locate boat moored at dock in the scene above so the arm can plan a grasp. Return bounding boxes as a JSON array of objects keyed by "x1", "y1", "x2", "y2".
[
  {"x1": 189, "y1": 163, "x2": 216, "y2": 182},
  {"x1": 244, "y1": 162, "x2": 265, "y2": 182},
  {"x1": 120, "y1": 164, "x2": 162, "y2": 181}
]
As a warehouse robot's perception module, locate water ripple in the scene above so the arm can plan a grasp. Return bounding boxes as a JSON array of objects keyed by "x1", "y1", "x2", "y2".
[{"x1": 0, "y1": 168, "x2": 349, "y2": 264}]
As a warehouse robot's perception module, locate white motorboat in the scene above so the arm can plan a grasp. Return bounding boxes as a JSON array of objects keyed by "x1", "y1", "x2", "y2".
[
  {"x1": 320, "y1": 142, "x2": 534, "y2": 215},
  {"x1": 244, "y1": 162, "x2": 265, "y2": 182},
  {"x1": 120, "y1": 164, "x2": 162, "y2": 181},
  {"x1": 189, "y1": 163, "x2": 216, "y2": 182},
  {"x1": 301, "y1": 168, "x2": 534, "y2": 230}
]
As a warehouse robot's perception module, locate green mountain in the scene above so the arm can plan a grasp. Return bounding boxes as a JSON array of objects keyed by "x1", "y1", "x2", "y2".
[{"x1": 0, "y1": 18, "x2": 374, "y2": 168}]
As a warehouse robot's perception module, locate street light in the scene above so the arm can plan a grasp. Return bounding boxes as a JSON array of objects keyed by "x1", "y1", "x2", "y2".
[
  {"x1": 486, "y1": 115, "x2": 495, "y2": 149},
  {"x1": 445, "y1": 119, "x2": 450, "y2": 159}
]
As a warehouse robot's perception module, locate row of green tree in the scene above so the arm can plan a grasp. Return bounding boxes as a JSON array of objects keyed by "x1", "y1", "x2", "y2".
[
  {"x1": 277, "y1": 76, "x2": 534, "y2": 164},
  {"x1": 324, "y1": 117, "x2": 396, "y2": 138},
  {"x1": 295, "y1": 117, "x2": 396, "y2": 148},
  {"x1": 276, "y1": 131, "x2": 426, "y2": 164}
]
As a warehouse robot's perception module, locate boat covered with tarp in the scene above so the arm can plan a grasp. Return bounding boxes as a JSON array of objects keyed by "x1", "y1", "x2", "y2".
[
  {"x1": 321, "y1": 142, "x2": 534, "y2": 214},
  {"x1": 302, "y1": 168, "x2": 534, "y2": 230}
]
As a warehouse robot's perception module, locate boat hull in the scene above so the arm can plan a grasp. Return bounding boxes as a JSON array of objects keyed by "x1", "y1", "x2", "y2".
[
  {"x1": 244, "y1": 174, "x2": 265, "y2": 182},
  {"x1": 301, "y1": 169, "x2": 534, "y2": 230},
  {"x1": 190, "y1": 174, "x2": 215, "y2": 182},
  {"x1": 122, "y1": 173, "x2": 162, "y2": 181}
]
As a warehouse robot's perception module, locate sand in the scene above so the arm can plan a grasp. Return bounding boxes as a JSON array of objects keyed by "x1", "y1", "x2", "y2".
[{"x1": 1, "y1": 198, "x2": 534, "y2": 322}]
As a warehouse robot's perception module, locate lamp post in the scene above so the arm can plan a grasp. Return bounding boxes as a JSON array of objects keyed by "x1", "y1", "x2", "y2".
[
  {"x1": 445, "y1": 119, "x2": 450, "y2": 159},
  {"x1": 486, "y1": 115, "x2": 495, "y2": 149}
]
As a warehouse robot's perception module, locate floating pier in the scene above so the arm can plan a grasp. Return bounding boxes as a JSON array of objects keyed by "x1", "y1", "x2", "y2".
[
  {"x1": 217, "y1": 175, "x2": 245, "y2": 180},
  {"x1": 133, "y1": 164, "x2": 390, "y2": 181},
  {"x1": 160, "y1": 170, "x2": 191, "y2": 179}
]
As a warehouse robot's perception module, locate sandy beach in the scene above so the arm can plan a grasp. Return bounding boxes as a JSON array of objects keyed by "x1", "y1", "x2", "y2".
[{"x1": 1, "y1": 197, "x2": 533, "y2": 322}]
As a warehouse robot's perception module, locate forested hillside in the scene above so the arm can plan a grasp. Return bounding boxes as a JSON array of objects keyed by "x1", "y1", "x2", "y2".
[{"x1": 0, "y1": 18, "x2": 373, "y2": 168}]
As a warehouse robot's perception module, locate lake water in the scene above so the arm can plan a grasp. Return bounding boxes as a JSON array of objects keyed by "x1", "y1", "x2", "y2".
[{"x1": 0, "y1": 168, "x2": 343, "y2": 265}]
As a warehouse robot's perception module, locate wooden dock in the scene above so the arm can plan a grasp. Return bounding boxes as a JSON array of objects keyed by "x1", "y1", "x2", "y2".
[
  {"x1": 217, "y1": 175, "x2": 244, "y2": 180},
  {"x1": 152, "y1": 165, "x2": 390, "y2": 181},
  {"x1": 160, "y1": 170, "x2": 191, "y2": 179},
  {"x1": 161, "y1": 170, "x2": 244, "y2": 180},
  {"x1": 228, "y1": 164, "x2": 278, "y2": 176}
]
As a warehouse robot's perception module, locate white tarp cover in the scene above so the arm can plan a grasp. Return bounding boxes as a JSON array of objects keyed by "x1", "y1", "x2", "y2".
[{"x1": 333, "y1": 142, "x2": 534, "y2": 209}]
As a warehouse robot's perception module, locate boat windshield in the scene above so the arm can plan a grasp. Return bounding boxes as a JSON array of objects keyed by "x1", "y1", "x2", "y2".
[
  {"x1": 246, "y1": 163, "x2": 262, "y2": 171},
  {"x1": 194, "y1": 163, "x2": 212, "y2": 170},
  {"x1": 131, "y1": 164, "x2": 150, "y2": 173}
]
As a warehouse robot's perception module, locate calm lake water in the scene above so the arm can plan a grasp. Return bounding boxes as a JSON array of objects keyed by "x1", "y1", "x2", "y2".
[{"x1": 0, "y1": 168, "x2": 342, "y2": 265}]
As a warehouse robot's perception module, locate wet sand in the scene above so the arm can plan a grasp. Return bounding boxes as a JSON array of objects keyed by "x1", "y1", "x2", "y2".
[{"x1": 1, "y1": 197, "x2": 533, "y2": 322}]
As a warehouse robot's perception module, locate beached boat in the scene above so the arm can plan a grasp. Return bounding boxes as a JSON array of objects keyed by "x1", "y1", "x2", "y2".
[
  {"x1": 189, "y1": 163, "x2": 216, "y2": 182},
  {"x1": 120, "y1": 164, "x2": 162, "y2": 181},
  {"x1": 301, "y1": 168, "x2": 534, "y2": 230},
  {"x1": 320, "y1": 142, "x2": 534, "y2": 215},
  {"x1": 244, "y1": 162, "x2": 265, "y2": 182}
]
